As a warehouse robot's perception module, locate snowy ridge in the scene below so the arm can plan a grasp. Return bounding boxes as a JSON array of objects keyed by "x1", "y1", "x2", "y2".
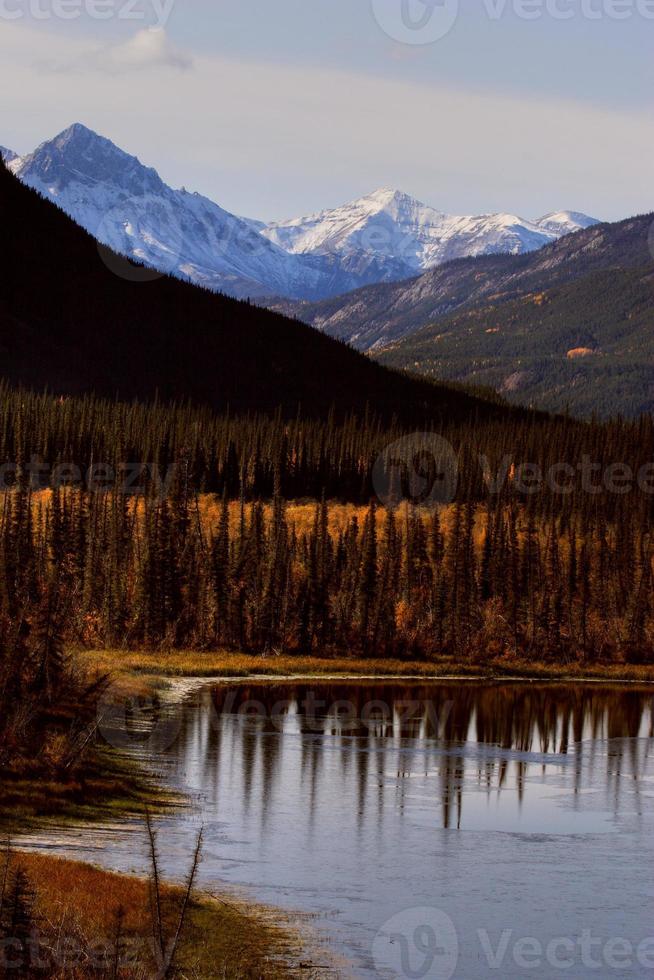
[
  {"x1": 0, "y1": 146, "x2": 17, "y2": 164},
  {"x1": 7, "y1": 125, "x2": 599, "y2": 302},
  {"x1": 264, "y1": 187, "x2": 599, "y2": 278},
  {"x1": 535, "y1": 210, "x2": 599, "y2": 236}
]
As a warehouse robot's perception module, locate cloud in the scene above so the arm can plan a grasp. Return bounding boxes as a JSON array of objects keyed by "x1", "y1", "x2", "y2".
[{"x1": 42, "y1": 28, "x2": 193, "y2": 75}]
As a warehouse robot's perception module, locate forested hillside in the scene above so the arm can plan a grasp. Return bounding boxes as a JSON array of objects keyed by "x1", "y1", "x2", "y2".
[
  {"x1": 284, "y1": 213, "x2": 652, "y2": 350},
  {"x1": 379, "y1": 268, "x2": 654, "y2": 417},
  {"x1": 281, "y1": 212, "x2": 654, "y2": 416}
]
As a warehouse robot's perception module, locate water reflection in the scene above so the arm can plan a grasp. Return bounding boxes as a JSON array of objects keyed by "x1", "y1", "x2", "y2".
[
  {"x1": 161, "y1": 682, "x2": 653, "y2": 833},
  {"x1": 23, "y1": 680, "x2": 654, "y2": 978}
]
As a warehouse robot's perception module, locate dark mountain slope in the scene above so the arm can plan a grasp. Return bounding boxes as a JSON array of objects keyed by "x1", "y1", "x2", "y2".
[
  {"x1": 281, "y1": 213, "x2": 653, "y2": 352},
  {"x1": 0, "y1": 162, "x2": 515, "y2": 423},
  {"x1": 377, "y1": 266, "x2": 654, "y2": 417}
]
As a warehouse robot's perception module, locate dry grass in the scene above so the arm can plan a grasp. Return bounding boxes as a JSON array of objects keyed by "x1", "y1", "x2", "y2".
[
  {"x1": 78, "y1": 648, "x2": 654, "y2": 687},
  {"x1": 10, "y1": 851, "x2": 328, "y2": 978}
]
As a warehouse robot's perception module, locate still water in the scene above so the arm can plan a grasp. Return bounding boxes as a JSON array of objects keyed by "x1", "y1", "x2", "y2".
[{"x1": 35, "y1": 681, "x2": 654, "y2": 977}]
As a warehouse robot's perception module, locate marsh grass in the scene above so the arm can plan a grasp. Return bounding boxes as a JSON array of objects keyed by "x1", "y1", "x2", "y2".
[{"x1": 5, "y1": 851, "x2": 322, "y2": 978}]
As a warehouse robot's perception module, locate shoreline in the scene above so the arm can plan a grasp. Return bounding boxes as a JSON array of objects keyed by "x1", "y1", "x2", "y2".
[
  {"x1": 7, "y1": 850, "x2": 338, "y2": 979},
  {"x1": 6, "y1": 651, "x2": 653, "y2": 978},
  {"x1": 158, "y1": 672, "x2": 654, "y2": 685},
  {"x1": 77, "y1": 649, "x2": 654, "y2": 691}
]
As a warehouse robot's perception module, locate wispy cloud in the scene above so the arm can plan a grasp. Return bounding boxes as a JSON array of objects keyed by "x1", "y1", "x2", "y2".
[{"x1": 42, "y1": 28, "x2": 193, "y2": 75}]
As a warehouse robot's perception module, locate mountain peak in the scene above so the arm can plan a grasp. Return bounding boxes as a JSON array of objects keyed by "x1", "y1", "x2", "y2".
[
  {"x1": 39, "y1": 122, "x2": 121, "y2": 159},
  {"x1": 262, "y1": 185, "x2": 589, "y2": 278},
  {"x1": 15, "y1": 123, "x2": 164, "y2": 197},
  {"x1": 55, "y1": 122, "x2": 99, "y2": 144},
  {"x1": 43, "y1": 122, "x2": 137, "y2": 165},
  {"x1": 535, "y1": 210, "x2": 599, "y2": 235},
  {"x1": 367, "y1": 186, "x2": 407, "y2": 202},
  {"x1": 361, "y1": 186, "x2": 432, "y2": 211}
]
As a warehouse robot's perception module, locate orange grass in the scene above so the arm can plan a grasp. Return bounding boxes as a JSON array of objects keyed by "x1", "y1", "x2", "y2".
[
  {"x1": 78, "y1": 648, "x2": 654, "y2": 686},
  {"x1": 9, "y1": 851, "x2": 325, "y2": 978}
]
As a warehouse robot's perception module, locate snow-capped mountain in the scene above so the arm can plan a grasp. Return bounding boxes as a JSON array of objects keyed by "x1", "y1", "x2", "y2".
[
  {"x1": 7, "y1": 125, "x2": 599, "y2": 302},
  {"x1": 0, "y1": 146, "x2": 17, "y2": 164},
  {"x1": 263, "y1": 188, "x2": 599, "y2": 280},
  {"x1": 534, "y1": 210, "x2": 598, "y2": 236},
  {"x1": 8, "y1": 124, "x2": 329, "y2": 301}
]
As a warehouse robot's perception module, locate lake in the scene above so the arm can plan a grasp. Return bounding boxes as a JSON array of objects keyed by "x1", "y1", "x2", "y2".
[{"x1": 26, "y1": 680, "x2": 654, "y2": 978}]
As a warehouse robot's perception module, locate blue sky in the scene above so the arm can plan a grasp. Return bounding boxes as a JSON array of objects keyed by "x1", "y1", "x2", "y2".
[
  {"x1": 1, "y1": 0, "x2": 651, "y2": 220},
  {"x1": 175, "y1": 0, "x2": 650, "y2": 111}
]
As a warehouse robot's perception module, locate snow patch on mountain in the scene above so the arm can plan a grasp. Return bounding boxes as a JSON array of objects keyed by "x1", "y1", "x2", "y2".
[{"x1": 0, "y1": 146, "x2": 17, "y2": 164}]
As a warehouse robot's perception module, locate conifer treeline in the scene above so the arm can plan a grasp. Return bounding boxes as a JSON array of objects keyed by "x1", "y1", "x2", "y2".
[
  {"x1": 1, "y1": 385, "x2": 654, "y2": 519},
  {"x1": 1, "y1": 485, "x2": 652, "y2": 662},
  {"x1": 0, "y1": 385, "x2": 653, "y2": 662}
]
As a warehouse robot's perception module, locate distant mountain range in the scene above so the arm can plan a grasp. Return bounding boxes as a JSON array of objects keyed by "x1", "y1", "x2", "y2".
[
  {"x1": 283, "y1": 215, "x2": 650, "y2": 349},
  {"x1": 8, "y1": 123, "x2": 648, "y2": 418},
  {"x1": 0, "y1": 143, "x2": 522, "y2": 425},
  {"x1": 6, "y1": 124, "x2": 598, "y2": 303},
  {"x1": 263, "y1": 187, "x2": 596, "y2": 279},
  {"x1": 299, "y1": 212, "x2": 653, "y2": 417},
  {"x1": 7, "y1": 125, "x2": 326, "y2": 303}
]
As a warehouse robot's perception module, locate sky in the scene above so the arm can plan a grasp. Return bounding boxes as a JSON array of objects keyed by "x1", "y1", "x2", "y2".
[{"x1": 0, "y1": 0, "x2": 652, "y2": 221}]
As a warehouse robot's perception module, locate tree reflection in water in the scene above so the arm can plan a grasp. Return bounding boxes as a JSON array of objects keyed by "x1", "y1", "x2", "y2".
[{"x1": 159, "y1": 682, "x2": 654, "y2": 832}]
